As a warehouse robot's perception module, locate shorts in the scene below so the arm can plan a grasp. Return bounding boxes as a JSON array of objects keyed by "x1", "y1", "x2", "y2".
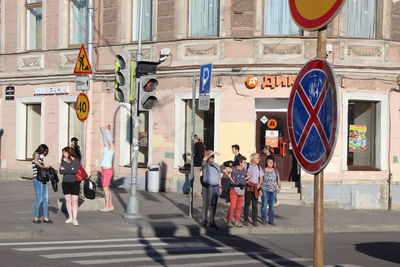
[
  {"x1": 101, "y1": 168, "x2": 113, "y2": 187},
  {"x1": 62, "y1": 181, "x2": 80, "y2": 196}
]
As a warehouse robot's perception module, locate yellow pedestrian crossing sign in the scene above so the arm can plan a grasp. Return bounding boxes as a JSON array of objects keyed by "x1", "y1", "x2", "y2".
[{"x1": 74, "y1": 44, "x2": 93, "y2": 74}]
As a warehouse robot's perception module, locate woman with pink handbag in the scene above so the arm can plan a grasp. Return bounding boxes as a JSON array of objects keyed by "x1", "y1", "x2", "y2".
[{"x1": 59, "y1": 147, "x2": 80, "y2": 226}]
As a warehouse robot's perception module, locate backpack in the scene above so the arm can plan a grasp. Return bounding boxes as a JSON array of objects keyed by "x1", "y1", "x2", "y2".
[{"x1": 83, "y1": 177, "x2": 97, "y2": 200}]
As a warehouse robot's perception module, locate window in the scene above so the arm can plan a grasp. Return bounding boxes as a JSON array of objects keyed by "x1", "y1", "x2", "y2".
[
  {"x1": 189, "y1": 0, "x2": 219, "y2": 37},
  {"x1": 26, "y1": 0, "x2": 42, "y2": 50},
  {"x1": 67, "y1": 103, "x2": 82, "y2": 144},
  {"x1": 264, "y1": 0, "x2": 301, "y2": 36},
  {"x1": 70, "y1": 0, "x2": 87, "y2": 45},
  {"x1": 347, "y1": 101, "x2": 377, "y2": 169},
  {"x1": 132, "y1": 0, "x2": 152, "y2": 41},
  {"x1": 26, "y1": 104, "x2": 41, "y2": 159},
  {"x1": 138, "y1": 112, "x2": 149, "y2": 165},
  {"x1": 344, "y1": 0, "x2": 376, "y2": 38}
]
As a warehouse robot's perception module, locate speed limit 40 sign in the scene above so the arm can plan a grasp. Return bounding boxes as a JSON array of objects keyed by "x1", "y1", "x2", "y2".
[{"x1": 75, "y1": 93, "x2": 90, "y2": 121}]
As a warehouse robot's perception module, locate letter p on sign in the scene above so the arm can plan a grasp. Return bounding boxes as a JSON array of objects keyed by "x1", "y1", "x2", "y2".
[{"x1": 199, "y1": 64, "x2": 213, "y2": 95}]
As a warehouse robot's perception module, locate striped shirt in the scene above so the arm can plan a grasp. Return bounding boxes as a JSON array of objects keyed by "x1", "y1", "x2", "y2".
[{"x1": 32, "y1": 153, "x2": 44, "y2": 178}]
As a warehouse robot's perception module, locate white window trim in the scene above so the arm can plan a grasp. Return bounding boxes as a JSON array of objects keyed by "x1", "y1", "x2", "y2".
[
  {"x1": 58, "y1": 96, "x2": 78, "y2": 161},
  {"x1": 174, "y1": 92, "x2": 221, "y2": 169},
  {"x1": 342, "y1": 92, "x2": 388, "y2": 171},
  {"x1": 16, "y1": 97, "x2": 45, "y2": 160}
]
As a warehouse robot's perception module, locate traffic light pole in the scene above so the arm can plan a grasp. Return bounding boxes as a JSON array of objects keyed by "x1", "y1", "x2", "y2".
[{"x1": 123, "y1": 0, "x2": 144, "y2": 219}]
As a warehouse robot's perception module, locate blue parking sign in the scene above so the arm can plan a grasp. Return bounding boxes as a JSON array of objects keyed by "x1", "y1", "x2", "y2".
[{"x1": 199, "y1": 64, "x2": 213, "y2": 95}]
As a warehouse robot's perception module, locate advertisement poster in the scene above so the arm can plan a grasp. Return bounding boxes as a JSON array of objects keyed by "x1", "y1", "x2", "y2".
[
  {"x1": 349, "y1": 125, "x2": 367, "y2": 152},
  {"x1": 265, "y1": 130, "x2": 279, "y2": 147},
  {"x1": 139, "y1": 132, "x2": 148, "y2": 147}
]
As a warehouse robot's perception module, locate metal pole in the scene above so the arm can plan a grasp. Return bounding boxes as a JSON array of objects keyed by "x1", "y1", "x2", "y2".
[
  {"x1": 314, "y1": 25, "x2": 327, "y2": 267},
  {"x1": 124, "y1": 0, "x2": 143, "y2": 219},
  {"x1": 189, "y1": 74, "x2": 197, "y2": 218},
  {"x1": 81, "y1": 0, "x2": 94, "y2": 167}
]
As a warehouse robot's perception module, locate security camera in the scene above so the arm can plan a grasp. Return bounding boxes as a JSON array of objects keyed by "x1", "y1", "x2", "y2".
[{"x1": 159, "y1": 48, "x2": 170, "y2": 63}]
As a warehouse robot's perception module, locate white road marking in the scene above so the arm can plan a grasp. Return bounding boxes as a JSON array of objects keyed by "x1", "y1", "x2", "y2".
[
  {"x1": 14, "y1": 241, "x2": 205, "y2": 252},
  {"x1": 0, "y1": 237, "x2": 177, "y2": 246},
  {"x1": 72, "y1": 251, "x2": 276, "y2": 265},
  {"x1": 40, "y1": 246, "x2": 232, "y2": 259}
]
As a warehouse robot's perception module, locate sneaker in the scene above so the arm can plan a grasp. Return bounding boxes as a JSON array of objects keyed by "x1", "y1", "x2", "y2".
[
  {"x1": 72, "y1": 219, "x2": 79, "y2": 226},
  {"x1": 234, "y1": 221, "x2": 243, "y2": 228},
  {"x1": 252, "y1": 221, "x2": 258, "y2": 227},
  {"x1": 65, "y1": 218, "x2": 72, "y2": 224},
  {"x1": 226, "y1": 221, "x2": 234, "y2": 228},
  {"x1": 243, "y1": 221, "x2": 249, "y2": 226},
  {"x1": 274, "y1": 201, "x2": 280, "y2": 207},
  {"x1": 99, "y1": 206, "x2": 114, "y2": 212}
]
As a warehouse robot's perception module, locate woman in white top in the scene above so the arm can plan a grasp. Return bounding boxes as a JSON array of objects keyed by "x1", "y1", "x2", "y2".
[{"x1": 99, "y1": 126, "x2": 115, "y2": 212}]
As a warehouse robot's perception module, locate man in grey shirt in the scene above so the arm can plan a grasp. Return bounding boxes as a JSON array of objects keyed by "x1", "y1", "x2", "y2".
[{"x1": 201, "y1": 150, "x2": 221, "y2": 228}]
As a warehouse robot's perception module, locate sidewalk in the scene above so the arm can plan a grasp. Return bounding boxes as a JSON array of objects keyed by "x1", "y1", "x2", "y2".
[{"x1": 1, "y1": 179, "x2": 400, "y2": 240}]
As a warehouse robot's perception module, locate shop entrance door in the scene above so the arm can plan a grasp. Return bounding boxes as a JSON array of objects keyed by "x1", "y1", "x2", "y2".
[{"x1": 256, "y1": 112, "x2": 299, "y2": 181}]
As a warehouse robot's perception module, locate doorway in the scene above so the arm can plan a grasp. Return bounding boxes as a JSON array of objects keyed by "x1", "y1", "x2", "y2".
[{"x1": 256, "y1": 112, "x2": 299, "y2": 181}]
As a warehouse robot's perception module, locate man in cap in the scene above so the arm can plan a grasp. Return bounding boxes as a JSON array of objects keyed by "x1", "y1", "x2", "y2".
[{"x1": 70, "y1": 137, "x2": 82, "y2": 161}]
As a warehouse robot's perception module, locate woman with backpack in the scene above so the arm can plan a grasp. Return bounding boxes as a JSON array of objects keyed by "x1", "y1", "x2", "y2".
[
  {"x1": 59, "y1": 147, "x2": 80, "y2": 226},
  {"x1": 223, "y1": 156, "x2": 251, "y2": 227},
  {"x1": 260, "y1": 155, "x2": 281, "y2": 226},
  {"x1": 32, "y1": 144, "x2": 53, "y2": 224}
]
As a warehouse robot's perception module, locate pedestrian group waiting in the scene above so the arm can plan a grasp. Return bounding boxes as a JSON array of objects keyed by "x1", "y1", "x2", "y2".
[
  {"x1": 197, "y1": 143, "x2": 281, "y2": 228},
  {"x1": 31, "y1": 126, "x2": 115, "y2": 226}
]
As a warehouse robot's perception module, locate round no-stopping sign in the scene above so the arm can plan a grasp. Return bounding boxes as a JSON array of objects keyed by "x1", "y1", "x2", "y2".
[
  {"x1": 75, "y1": 93, "x2": 90, "y2": 121},
  {"x1": 287, "y1": 58, "x2": 339, "y2": 174},
  {"x1": 289, "y1": 0, "x2": 345, "y2": 31}
]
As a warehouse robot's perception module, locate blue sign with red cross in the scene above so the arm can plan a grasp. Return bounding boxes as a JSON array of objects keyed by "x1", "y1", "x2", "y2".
[{"x1": 287, "y1": 58, "x2": 339, "y2": 174}]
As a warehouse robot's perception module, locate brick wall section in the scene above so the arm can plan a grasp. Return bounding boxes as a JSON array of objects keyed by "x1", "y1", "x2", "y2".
[
  {"x1": 231, "y1": 0, "x2": 256, "y2": 37},
  {"x1": 102, "y1": 0, "x2": 120, "y2": 45},
  {"x1": 157, "y1": 0, "x2": 175, "y2": 41},
  {"x1": 392, "y1": 1, "x2": 400, "y2": 40}
]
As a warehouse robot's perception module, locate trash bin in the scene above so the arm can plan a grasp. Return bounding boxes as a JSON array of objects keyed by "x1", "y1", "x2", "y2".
[{"x1": 147, "y1": 164, "x2": 160, "y2": 192}]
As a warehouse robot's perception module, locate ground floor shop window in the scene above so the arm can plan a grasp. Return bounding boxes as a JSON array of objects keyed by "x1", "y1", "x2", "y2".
[
  {"x1": 347, "y1": 101, "x2": 377, "y2": 170},
  {"x1": 67, "y1": 103, "x2": 82, "y2": 144},
  {"x1": 184, "y1": 99, "x2": 215, "y2": 167},
  {"x1": 26, "y1": 104, "x2": 41, "y2": 159},
  {"x1": 138, "y1": 111, "x2": 149, "y2": 167}
]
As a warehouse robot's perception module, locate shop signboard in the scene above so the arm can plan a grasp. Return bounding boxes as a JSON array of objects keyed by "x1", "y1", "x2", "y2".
[
  {"x1": 287, "y1": 58, "x2": 339, "y2": 174},
  {"x1": 265, "y1": 130, "x2": 279, "y2": 148},
  {"x1": 289, "y1": 0, "x2": 345, "y2": 31}
]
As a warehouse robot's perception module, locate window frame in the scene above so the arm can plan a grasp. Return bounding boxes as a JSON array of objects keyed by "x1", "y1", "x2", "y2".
[
  {"x1": 188, "y1": 0, "x2": 220, "y2": 38},
  {"x1": 68, "y1": 0, "x2": 87, "y2": 46},
  {"x1": 25, "y1": 0, "x2": 43, "y2": 51},
  {"x1": 342, "y1": 92, "x2": 388, "y2": 171}
]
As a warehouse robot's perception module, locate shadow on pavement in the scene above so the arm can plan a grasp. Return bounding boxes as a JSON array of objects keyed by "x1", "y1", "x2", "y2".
[{"x1": 355, "y1": 242, "x2": 400, "y2": 264}]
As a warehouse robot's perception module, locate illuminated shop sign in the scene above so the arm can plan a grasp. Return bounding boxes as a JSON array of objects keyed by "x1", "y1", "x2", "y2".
[{"x1": 245, "y1": 75, "x2": 296, "y2": 89}]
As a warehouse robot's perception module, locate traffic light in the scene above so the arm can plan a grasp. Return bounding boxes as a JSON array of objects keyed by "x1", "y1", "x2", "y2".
[
  {"x1": 139, "y1": 76, "x2": 158, "y2": 111},
  {"x1": 114, "y1": 53, "x2": 132, "y2": 103}
]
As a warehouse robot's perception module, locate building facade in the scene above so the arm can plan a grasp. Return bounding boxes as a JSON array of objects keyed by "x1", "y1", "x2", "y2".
[{"x1": 0, "y1": 0, "x2": 400, "y2": 209}]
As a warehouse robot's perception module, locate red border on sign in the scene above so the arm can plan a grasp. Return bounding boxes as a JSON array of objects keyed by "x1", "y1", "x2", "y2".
[
  {"x1": 74, "y1": 44, "x2": 93, "y2": 74},
  {"x1": 289, "y1": 0, "x2": 345, "y2": 31},
  {"x1": 287, "y1": 58, "x2": 339, "y2": 174},
  {"x1": 75, "y1": 93, "x2": 90, "y2": 122}
]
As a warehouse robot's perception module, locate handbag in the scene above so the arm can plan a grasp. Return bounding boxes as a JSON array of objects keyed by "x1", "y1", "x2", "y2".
[{"x1": 76, "y1": 163, "x2": 88, "y2": 182}]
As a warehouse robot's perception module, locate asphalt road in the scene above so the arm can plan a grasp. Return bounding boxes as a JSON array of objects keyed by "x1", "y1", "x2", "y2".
[{"x1": 0, "y1": 232, "x2": 398, "y2": 267}]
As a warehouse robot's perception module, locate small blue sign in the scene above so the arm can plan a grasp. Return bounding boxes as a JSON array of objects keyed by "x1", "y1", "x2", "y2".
[{"x1": 199, "y1": 64, "x2": 213, "y2": 95}]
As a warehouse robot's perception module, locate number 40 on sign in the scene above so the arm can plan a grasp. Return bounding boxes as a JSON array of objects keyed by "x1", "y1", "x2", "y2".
[{"x1": 75, "y1": 93, "x2": 90, "y2": 121}]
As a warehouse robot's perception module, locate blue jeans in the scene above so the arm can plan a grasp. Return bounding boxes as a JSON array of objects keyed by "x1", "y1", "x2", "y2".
[
  {"x1": 32, "y1": 178, "x2": 48, "y2": 218},
  {"x1": 261, "y1": 190, "x2": 276, "y2": 223}
]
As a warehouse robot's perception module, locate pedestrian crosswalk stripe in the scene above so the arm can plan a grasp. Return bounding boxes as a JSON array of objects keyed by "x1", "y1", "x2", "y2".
[
  {"x1": 40, "y1": 246, "x2": 233, "y2": 259},
  {"x1": 14, "y1": 241, "x2": 204, "y2": 252},
  {"x1": 72, "y1": 251, "x2": 278, "y2": 265},
  {"x1": 141, "y1": 258, "x2": 314, "y2": 267},
  {"x1": 0, "y1": 237, "x2": 176, "y2": 246}
]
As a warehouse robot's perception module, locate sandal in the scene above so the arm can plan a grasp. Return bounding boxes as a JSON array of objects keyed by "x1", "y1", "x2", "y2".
[{"x1": 32, "y1": 219, "x2": 42, "y2": 224}]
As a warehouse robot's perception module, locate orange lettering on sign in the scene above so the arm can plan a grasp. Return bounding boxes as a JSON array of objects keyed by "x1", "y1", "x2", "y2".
[
  {"x1": 288, "y1": 75, "x2": 296, "y2": 86},
  {"x1": 245, "y1": 75, "x2": 258, "y2": 89},
  {"x1": 276, "y1": 76, "x2": 288, "y2": 87},
  {"x1": 262, "y1": 76, "x2": 276, "y2": 89}
]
